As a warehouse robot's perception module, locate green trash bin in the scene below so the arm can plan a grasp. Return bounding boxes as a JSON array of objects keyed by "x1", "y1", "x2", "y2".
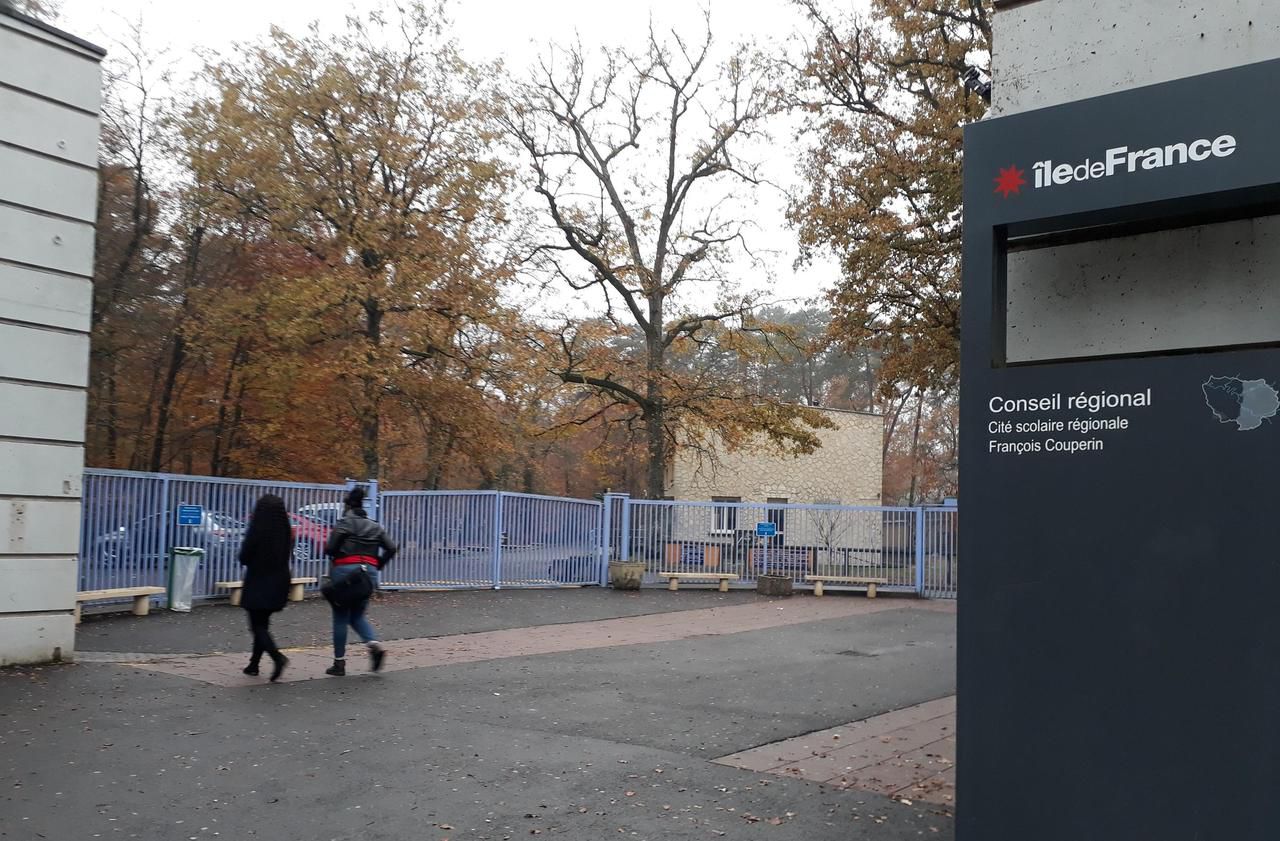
[{"x1": 168, "y1": 547, "x2": 204, "y2": 612}]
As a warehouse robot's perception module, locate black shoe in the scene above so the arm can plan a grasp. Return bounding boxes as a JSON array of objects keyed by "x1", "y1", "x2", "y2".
[
  {"x1": 370, "y1": 645, "x2": 386, "y2": 673},
  {"x1": 325, "y1": 659, "x2": 346, "y2": 677},
  {"x1": 269, "y1": 654, "x2": 289, "y2": 683},
  {"x1": 243, "y1": 663, "x2": 260, "y2": 677}
]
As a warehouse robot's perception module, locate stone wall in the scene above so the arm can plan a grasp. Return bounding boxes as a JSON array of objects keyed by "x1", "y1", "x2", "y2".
[{"x1": 665, "y1": 408, "x2": 883, "y2": 506}]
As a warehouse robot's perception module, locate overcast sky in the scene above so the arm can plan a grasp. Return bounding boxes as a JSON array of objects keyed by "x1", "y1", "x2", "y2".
[{"x1": 54, "y1": 0, "x2": 848, "y2": 312}]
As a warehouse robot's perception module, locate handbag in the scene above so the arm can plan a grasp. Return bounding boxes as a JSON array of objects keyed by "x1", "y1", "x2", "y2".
[{"x1": 321, "y1": 564, "x2": 374, "y2": 608}]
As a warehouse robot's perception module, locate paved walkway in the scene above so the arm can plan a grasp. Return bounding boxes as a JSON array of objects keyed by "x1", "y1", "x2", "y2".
[
  {"x1": 717, "y1": 695, "x2": 956, "y2": 807},
  {"x1": 128, "y1": 596, "x2": 943, "y2": 686},
  {"x1": 6, "y1": 591, "x2": 957, "y2": 840}
]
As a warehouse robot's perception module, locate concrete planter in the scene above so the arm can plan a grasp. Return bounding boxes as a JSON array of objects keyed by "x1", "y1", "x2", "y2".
[
  {"x1": 608, "y1": 561, "x2": 647, "y2": 590},
  {"x1": 757, "y1": 574, "x2": 794, "y2": 597}
]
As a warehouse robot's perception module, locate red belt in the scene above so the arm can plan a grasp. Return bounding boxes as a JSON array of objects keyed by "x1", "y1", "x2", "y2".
[{"x1": 334, "y1": 555, "x2": 379, "y2": 567}]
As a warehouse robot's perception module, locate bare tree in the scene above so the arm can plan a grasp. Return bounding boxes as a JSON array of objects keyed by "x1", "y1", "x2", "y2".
[
  {"x1": 89, "y1": 22, "x2": 177, "y2": 467},
  {"x1": 2, "y1": 0, "x2": 61, "y2": 20},
  {"x1": 504, "y1": 19, "x2": 826, "y2": 498},
  {"x1": 808, "y1": 499, "x2": 853, "y2": 572}
]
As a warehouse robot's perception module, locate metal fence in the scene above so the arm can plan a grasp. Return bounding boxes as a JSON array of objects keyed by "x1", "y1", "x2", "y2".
[
  {"x1": 619, "y1": 498, "x2": 932, "y2": 593},
  {"x1": 919, "y1": 506, "x2": 959, "y2": 599},
  {"x1": 79, "y1": 469, "x2": 354, "y2": 603},
  {"x1": 380, "y1": 491, "x2": 602, "y2": 589},
  {"x1": 77, "y1": 469, "x2": 957, "y2": 608}
]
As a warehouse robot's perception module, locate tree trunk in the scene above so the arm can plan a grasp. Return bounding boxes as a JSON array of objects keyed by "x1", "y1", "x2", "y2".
[
  {"x1": 104, "y1": 362, "x2": 119, "y2": 465},
  {"x1": 128, "y1": 354, "x2": 166, "y2": 471},
  {"x1": 221, "y1": 378, "x2": 248, "y2": 476},
  {"x1": 907, "y1": 391, "x2": 925, "y2": 507},
  {"x1": 93, "y1": 164, "x2": 150, "y2": 331},
  {"x1": 883, "y1": 388, "x2": 912, "y2": 458},
  {"x1": 643, "y1": 294, "x2": 666, "y2": 499},
  {"x1": 149, "y1": 332, "x2": 185, "y2": 473},
  {"x1": 644, "y1": 408, "x2": 666, "y2": 500},
  {"x1": 148, "y1": 227, "x2": 203, "y2": 473},
  {"x1": 210, "y1": 340, "x2": 247, "y2": 475},
  {"x1": 361, "y1": 297, "x2": 383, "y2": 480},
  {"x1": 428, "y1": 431, "x2": 456, "y2": 490}
]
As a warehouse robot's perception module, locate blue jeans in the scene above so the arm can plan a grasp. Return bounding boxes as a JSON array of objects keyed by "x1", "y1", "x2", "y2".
[{"x1": 329, "y1": 564, "x2": 379, "y2": 659}]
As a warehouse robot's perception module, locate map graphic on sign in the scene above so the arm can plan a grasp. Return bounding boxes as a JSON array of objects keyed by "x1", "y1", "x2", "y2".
[{"x1": 1202, "y1": 376, "x2": 1280, "y2": 431}]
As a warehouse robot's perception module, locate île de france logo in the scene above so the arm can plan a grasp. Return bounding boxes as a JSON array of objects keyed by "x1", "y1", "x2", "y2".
[{"x1": 993, "y1": 164, "x2": 1026, "y2": 198}]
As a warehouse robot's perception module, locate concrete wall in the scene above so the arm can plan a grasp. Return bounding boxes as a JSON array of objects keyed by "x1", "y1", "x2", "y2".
[
  {"x1": 665, "y1": 408, "x2": 883, "y2": 507},
  {"x1": 991, "y1": 0, "x2": 1280, "y2": 118},
  {"x1": 1007, "y1": 213, "x2": 1280, "y2": 361},
  {"x1": 0, "y1": 12, "x2": 102, "y2": 666}
]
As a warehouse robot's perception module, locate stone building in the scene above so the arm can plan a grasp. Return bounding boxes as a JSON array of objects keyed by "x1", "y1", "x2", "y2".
[
  {"x1": 647, "y1": 407, "x2": 886, "y2": 578},
  {"x1": 664, "y1": 406, "x2": 883, "y2": 507}
]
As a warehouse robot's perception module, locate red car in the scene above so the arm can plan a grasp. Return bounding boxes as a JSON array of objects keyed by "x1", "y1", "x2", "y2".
[{"x1": 289, "y1": 513, "x2": 331, "y2": 565}]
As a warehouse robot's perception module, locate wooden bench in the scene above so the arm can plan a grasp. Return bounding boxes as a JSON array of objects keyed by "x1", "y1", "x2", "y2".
[
  {"x1": 658, "y1": 572, "x2": 740, "y2": 592},
  {"x1": 805, "y1": 575, "x2": 889, "y2": 598},
  {"x1": 74, "y1": 587, "x2": 165, "y2": 623},
  {"x1": 215, "y1": 578, "x2": 318, "y2": 606}
]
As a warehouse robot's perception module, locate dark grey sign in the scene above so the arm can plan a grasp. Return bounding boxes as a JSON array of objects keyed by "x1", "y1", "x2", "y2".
[{"x1": 960, "y1": 59, "x2": 1280, "y2": 841}]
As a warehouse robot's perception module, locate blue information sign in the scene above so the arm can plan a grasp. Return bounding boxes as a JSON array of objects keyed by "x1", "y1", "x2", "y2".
[
  {"x1": 177, "y1": 504, "x2": 203, "y2": 526},
  {"x1": 755, "y1": 521, "x2": 777, "y2": 537}
]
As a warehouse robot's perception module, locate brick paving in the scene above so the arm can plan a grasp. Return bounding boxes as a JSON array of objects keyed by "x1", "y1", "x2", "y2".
[
  {"x1": 716, "y1": 695, "x2": 956, "y2": 807},
  {"x1": 127, "y1": 594, "x2": 938, "y2": 687}
]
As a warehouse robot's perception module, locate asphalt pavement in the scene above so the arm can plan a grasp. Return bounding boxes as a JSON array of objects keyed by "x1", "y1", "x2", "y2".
[{"x1": 2, "y1": 588, "x2": 956, "y2": 840}]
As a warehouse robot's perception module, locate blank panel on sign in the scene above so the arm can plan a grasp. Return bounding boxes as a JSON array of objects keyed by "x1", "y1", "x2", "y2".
[{"x1": 1006, "y1": 212, "x2": 1280, "y2": 362}]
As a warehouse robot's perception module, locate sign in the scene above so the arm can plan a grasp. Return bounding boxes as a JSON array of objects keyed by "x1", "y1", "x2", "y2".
[
  {"x1": 176, "y1": 505, "x2": 203, "y2": 526},
  {"x1": 960, "y1": 58, "x2": 1280, "y2": 841},
  {"x1": 755, "y1": 521, "x2": 776, "y2": 537}
]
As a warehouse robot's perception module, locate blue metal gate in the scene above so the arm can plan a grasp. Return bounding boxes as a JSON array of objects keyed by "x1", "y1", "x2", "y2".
[
  {"x1": 79, "y1": 469, "x2": 360, "y2": 604},
  {"x1": 377, "y1": 490, "x2": 602, "y2": 589},
  {"x1": 78, "y1": 470, "x2": 957, "y2": 607}
]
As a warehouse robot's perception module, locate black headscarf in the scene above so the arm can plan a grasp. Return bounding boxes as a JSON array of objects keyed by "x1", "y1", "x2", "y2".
[{"x1": 241, "y1": 494, "x2": 293, "y2": 564}]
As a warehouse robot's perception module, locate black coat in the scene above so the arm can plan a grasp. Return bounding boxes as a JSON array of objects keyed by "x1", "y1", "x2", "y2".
[
  {"x1": 325, "y1": 507, "x2": 398, "y2": 569},
  {"x1": 239, "y1": 530, "x2": 293, "y2": 613}
]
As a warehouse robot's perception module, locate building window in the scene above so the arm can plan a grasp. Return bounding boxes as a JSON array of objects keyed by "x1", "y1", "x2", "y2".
[
  {"x1": 767, "y1": 498, "x2": 788, "y2": 534},
  {"x1": 712, "y1": 496, "x2": 740, "y2": 532}
]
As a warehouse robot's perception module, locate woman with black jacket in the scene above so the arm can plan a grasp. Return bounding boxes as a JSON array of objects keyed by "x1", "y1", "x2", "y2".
[
  {"x1": 238, "y1": 494, "x2": 293, "y2": 681},
  {"x1": 323, "y1": 487, "x2": 397, "y2": 676}
]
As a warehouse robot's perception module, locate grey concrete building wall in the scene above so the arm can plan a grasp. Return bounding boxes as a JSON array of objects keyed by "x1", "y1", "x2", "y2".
[
  {"x1": 1007, "y1": 213, "x2": 1280, "y2": 361},
  {"x1": 991, "y1": 0, "x2": 1280, "y2": 118},
  {"x1": 991, "y1": 0, "x2": 1280, "y2": 362},
  {"x1": 0, "y1": 11, "x2": 103, "y2": 665}
]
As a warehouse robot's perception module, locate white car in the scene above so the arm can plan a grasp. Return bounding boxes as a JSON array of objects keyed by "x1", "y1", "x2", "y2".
[{"x1": 296, "y1": 502, "x2": 343, "y2": 528}]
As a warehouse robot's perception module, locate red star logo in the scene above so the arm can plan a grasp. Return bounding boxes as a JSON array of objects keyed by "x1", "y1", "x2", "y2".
[{"x1": 993, "y1": 165, "x2": 1026, "y2": 198}]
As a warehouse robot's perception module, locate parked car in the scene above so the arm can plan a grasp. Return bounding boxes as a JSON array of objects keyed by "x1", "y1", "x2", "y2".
[
  {"x1": 91, "y1": 511, "x2": 245, "y2": 567},
  {"x1": 296, "y1": 502, "x2": 343, "y2": 528},
  {"x1": 289, "y1": 512, "x2": 331, "y2": 564}
]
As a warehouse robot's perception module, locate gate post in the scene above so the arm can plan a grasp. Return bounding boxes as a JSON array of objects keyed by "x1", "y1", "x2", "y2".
[
  {"x1": 618, "y1": 496, "x2": 632, "y2": 566},
  {"x1": 159, "y1": 474, "x2": 172, "y2": 606},
  {"x1": 914, "y1": 508, "x2": 927, "y2": 597},
  {"x1": 600, "y1": 493, "x2": 631, "y2": 585},
  {"x1": 598, "y1": 494, "x2": 614, "y2": 586},
  {"x1": 491, "y1": 491, "x2": 504, "y2": 590}
]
